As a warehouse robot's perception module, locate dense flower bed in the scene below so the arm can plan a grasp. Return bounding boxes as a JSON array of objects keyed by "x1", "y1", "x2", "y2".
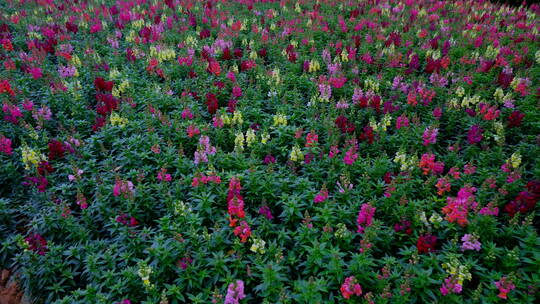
[{"x1": 0, "y1": 0, "x2": 539, "y2": 303}]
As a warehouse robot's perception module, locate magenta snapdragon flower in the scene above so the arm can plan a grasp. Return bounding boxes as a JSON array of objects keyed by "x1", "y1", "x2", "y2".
[{"x1": 224, "y1": 280, "x2": 245, "y2": 304}]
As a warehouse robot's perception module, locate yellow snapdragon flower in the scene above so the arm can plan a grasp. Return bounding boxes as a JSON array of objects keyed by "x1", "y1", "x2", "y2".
[{"x1": 289, "y1": 145, "x2": 304, "y2": 162}]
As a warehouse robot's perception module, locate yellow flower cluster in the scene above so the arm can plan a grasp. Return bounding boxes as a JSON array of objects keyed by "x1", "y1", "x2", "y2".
[
  {"x1": 222, "y1": 111, "x2": 243, "y2": 126},
  {"x1": 393, "y1": 151, "x2": 418, "y2": 172},
  {"x1": 509, "y1": 152, "x2": 521, "y2": 169},
  {"x1": 493, "y1": 121, "x2": 505, "y2": 145},
  {"x1": 149, "y1": 46, "x2": 176, "y2": 63},
  {"x1": 21, "y1": 145, "x2": 46, "y2": 170},
  {"x1": 426, "y1": 49, "x2": 441, "y2": 60},
  {"x1": 131, "y1": 19, "x2": 145, "y2": 30},
  {"x1": 364, "y1": 78, "x2": 380, "y2": 93},
  {"x1": 261, "y1": 132, "x2": 270, "y2": 144},
  {"x1": 493, "y1": 88, "x2": 512, "y2": 105},
  {"x1": 308, "y1": 60, "x2": 320, "y2": 73},
  {"x1": 71, "y1": 55, "x2": 82, "y2": 67},
  {"x1": 137, "y1": 262, "x2": 153, "y2": 288},
  {"x1": 184, "y1": 35, "x2": 198, "y2": 48},
  {"x1": 460, "y1": 95, "x2": 481, "y2": 108},
  {"x1": 250, "y1": 237, "x2": 266, "y2": 254},
  {"x1": 429, "y1": 213, "x2": 443, "y2": 227},
  {"x1": 109, "y1": 112, "x2": 129, "y2": 127},
  {"x1": 112, "y1": 80, "x2": 129, "y2": 97},
  {"x1": 173, "y1": 200, "x2": 192, "y2": 216},
  {"x1": 340, "y1": 49, "x2": 349, "y2": 62},
  {"x1": 442, "y1": 258, "x2": 471, "y2": 286},
  {"x1": 369, "y1": 114, "x2": 392, "y2": 132},
  {"x1": 289, "y1": 145, "x2": 304, "y2": 162},
  {"x1": 234, "y1": 132, "x2": 245, "y2": 152},
  {"x1": 273, "y1": 113, "x2": 287, "y2": 127},
  {"x1": 334, "y1": 223, "x2": 349, "y2": 239},
  {"x1": 484, "y1": 45, "x2": 499, "y2": 60},
  {"x1": 245, "y1": 129, "x2": 256, "y2": 147}
]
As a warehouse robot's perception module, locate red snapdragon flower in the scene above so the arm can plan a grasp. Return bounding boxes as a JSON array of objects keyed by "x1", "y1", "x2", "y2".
[{"x1": 417, "y1": 234, "x2": 437, "y2": 254}]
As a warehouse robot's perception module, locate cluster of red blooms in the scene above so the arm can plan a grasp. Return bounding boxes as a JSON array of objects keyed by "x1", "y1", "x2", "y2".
[
  {"x1": 0, "y1": 79, "x2": 15, "y2": 96},
  {"x1": 416, "y1": 234, "x2": 437, "y2": 254},
  {"x1": 340, "y1": 276, "x2": 363, "y2": 299},
  {"x1": 419, "y1": 153, "x2": 444, "y2": 175},
  {"x1": 115, "y1": 213, "x2": 138, "y2": 227},
  {"x1": 507, "y1": 110, "x2": 525, "y2": 128},
  {"x1": 206, "y1": 92, "x2": 219, "y2": 115},
  {"x1": 25, "y1": 233, "x2": 48, "y2": 256},
  {"x1": 504, "y1": 180, "x2": 540, "y2": 217},
  {"x1": 191, "y1": 173, "x2": 221, "y2": 187},
  {"x1": 48, "y1": 139, "x2": 66, "y2": 160},
  {"x1": 227, "y1": 177, "x2": 251, "y2": 242},
  {"x1": 394, "y1": 220, "x2": 412, "y2": 235},
  {"x1": 335, "y1": 115, "x2": 355, "y2": 134},
  {"x1": 442, "y1": 186, "x2": 477, "y2": 227},
  {"x1": 92, "y1": 77, "x2": 117, "y2": 131},
  {"x1": 359, "y1": 125, "x2": 375, "y2": 144},
  {"x1": 23, "y1": 161, "x2": 55, "y2": 193},
  {"x1": 357, "y1": 94, "x2": 382, "y2": 112}
]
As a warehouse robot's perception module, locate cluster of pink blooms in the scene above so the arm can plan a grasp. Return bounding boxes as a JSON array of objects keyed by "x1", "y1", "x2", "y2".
[
  {"x1": 191, "y1": 173, "x2": 221, "y2": 187},
  {"x1": 115, "y1": 213, "x2": 138, "y2": 227},
  {"x1": 313, "y1": 187, "x2": 329, "y2": 203},
  {"x1": 419, "y1": 153, "x2": 444, "y2": 175},
  {"x1": 224, "y1": 280, "x2": 245, "y2": 304},
  {"x1": 357, "y1": 203, "x2": 376, "y2": 234},
  {"x1": 0, "y1": 135, "x2": 13, "y2": 155},
  {"x1": 194, "y1": 135, "x2": 216, "y2": 164},
  {"x1": 113, "y1": 179, "x2": 135, "y2": 199},
  {"x1": 25, "y1": 233, "x2": 48, "y2": 256},
  {"x1": 422, "y1": 127, "x2": 439, "y2": 146},
  {"x1": 58, "y1": 65, "x2": 76, "y2": 78},
  {"x1": 479, "y1": 202, "x2": 499, "y2": 216},
  {"x1": 440, "y1": 276, "x2": 462, "y2": 296},
  {"x1": 343, "y1": 145, "x2": 359, "y2": 165},
  {"x1": 305, "y1": 131, "x2": 318, "y2": 147},
  {"x1": 396, "y1": 114, "x2": 410, "y2": 129},
  {"x1": 461, "y1": 234, "x2": 481, "y2": 251},
  {"x1": 227, "y1": 177, "x2": 251, "y2": 242},
  {"x1": 258, "y1": 205, "x2": 274, "y2": 220},
  {"x1": 442, "y1": 186, "x2": 477, "y2": 227},
  {"x1": 157, "y1": 168, "x2": 172, "y2": 182},
  {"x1": 494, "y1": 276, "x2": 515, "y2": 299},
  {"x1": 2, "y1": 102, "x2": 23, "y2": 124},
  {"x1": 436, "y1": 177, "x2": 451, "y2": 195},
  {"x1": 467, "y1": 125, "x2": 483, "y2": 145},
  {"x1": 340, "y1": 276, "x2": 363, "y2": 299}
]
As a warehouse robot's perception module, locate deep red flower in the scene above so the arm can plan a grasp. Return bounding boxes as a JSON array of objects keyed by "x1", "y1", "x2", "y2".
[
  {"x1": 48, "y1": 139, "x2": 65, "y2": 160},
  {"x1": 25, "y1": 233, "x2": 48, "y2": 255},
  {"x1": 507, "y1": 111, "x2": 525, "y2": 128},
  {"x1": 417, "y1": 234, "x2": 437, "y2": 254},
  {"x1": 94, "y1": 77, "x2": 114, "y2": 92},
  {"x1": 206, "y1": 92, "x2": 219, "y2": 114},
  {"x1": 335, "y1": 115, "x2": 355, "y2": 134}
]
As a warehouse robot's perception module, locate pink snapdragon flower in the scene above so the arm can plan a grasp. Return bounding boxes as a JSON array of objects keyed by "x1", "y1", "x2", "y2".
[
  {"x1": 314, "y1": 188, "x2": 329, "y2": 203},
  {"x1": 440, "y1": 276, "x2": 462, "y2": 295},
  {"x1": 0, "y1": 135, "x2": 13, "y2": 155},
  {"x1": 340, "y1": 276, "x2": 362, "y2": 299},
  {"x1": 422, "y1": 127, "x2": 439, "y2": 146},
  {"x1": 357, "y1": 203, "x2": 375, "y2": 233},
  {"x1": 224, "y1": 280, "x2": 245, "y2": 304},
  {"x1": 494, "y1": 276, "x2": 515, "y2": 299},
  {"x1": 461, "y1": 234, "x2": 481, "y2": 251},
  {"x1": 113, "y1": 179, "x2": 135, "y2": 199}
]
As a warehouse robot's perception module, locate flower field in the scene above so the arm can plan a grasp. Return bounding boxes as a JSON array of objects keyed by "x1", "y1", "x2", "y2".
[{"x1": 0, "y1": 0, "x2": 539, "y2": 303}]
